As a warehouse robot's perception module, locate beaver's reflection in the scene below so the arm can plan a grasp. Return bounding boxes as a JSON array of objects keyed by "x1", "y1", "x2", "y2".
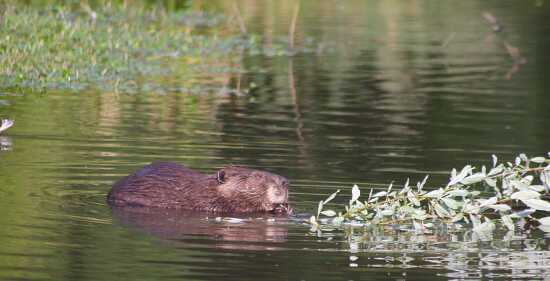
[{"x1": 111, "y1": 207, "x2": 289, "y2": 250}]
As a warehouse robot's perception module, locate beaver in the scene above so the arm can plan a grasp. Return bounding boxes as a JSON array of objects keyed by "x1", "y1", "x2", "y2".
[{"x1": 107, "y1": 162, "x2": 290, "y2": 214}]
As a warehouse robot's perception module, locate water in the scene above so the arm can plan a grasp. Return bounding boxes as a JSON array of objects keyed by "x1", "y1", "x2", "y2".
[{"x1": 1, "y1": 1, "x2": 550, "y2": 280}]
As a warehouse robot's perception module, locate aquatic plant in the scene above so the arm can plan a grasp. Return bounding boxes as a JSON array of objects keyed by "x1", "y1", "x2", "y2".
[
  {"x1": 0, "y1": 3, "x2": 243, "y2": 92},
  {"x1": 0, "y1": 119, "x2": 14, "y2": 134},
  {"x1": 310, "y1": 153, "x2": 550, "y2": 236},
  {"x1": 0, "y1": 2, "x2": 322, "y2": 93}
]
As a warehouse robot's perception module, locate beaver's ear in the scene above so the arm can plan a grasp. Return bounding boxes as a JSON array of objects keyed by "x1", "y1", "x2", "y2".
[{"x1": 216, "y1": 170, "x2": 225, "y2": 184}]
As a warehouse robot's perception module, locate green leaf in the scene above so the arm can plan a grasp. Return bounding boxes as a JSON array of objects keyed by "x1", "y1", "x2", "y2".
[
  {"x1": 351, "y1": 184, "x2": 360, "y2": 203},
  {"x1": 451, "y1": 213, "x2": 464, "y2": 223},
  {"x1": 488, "y1": 165, "x2": 503, "y2": 176},
  {"x1": 332, "y1": 216, "x2": 344, "y2": 224},
  {"x1": 407, "y1": 191, "x2": 420, "y2": 206},
  {"x1": 442, "y1": 198, "x2": 461, "y2": 210},
  {"x1": 321, "y1": 210, "x2": 337, "y2": 217},
  {"x1": 522, "y1": 175, "x2": 534, "y2": 185},
  {"x1": 510, "y1": 179, "x2": 529, "y2": 191},
  {"x1": 479, "y1": 196, "x2": 498, "y2": 208},
  {"x1": 352, "y1": 200, "x2": 365, "y2": 209},
  {"x1": 509, "y1": 208, "x2": 536, "y2": 218},
  {"x1": 539, "y1": 225, "x2": 550, "y2": 233},
  {"x1": 488, "y1": 204, "x2": 511, "y2": 212},
  {"x1": 528, "y1": 185, "x2": 546, "y2": 192},
  {"x1": 418, "y1": 175, "x2": 429, "y2": 191},
  {"x1": 541, "y1": 171, "x2": 550, "y2": 186},
  {"x1": 520, "y1": 153, "x2": 529, "y2": 162},
  {"x1": 372, "y1": 191, "x2": 387, "y2": 198},
  {"x1": 448, "y1": 165, "x2": 473, "y2": 186},
  {"x1": 309, "y1": 215, "x2": 318, "y2": 225},
  {"x1": 530, "y1": 157, "x2": 545, "y2": 164},
  {"x1": 317, "y1": 200, "x2": 324, "y2": 218},
  {"x1": 522, "y1": 199, "x2": 550, "y2": 211},
  {"x1": 463, "y1": 204, "x2": 479, "y2": 215},
  {"x1": 511, "y1": 190, "x2": 540, "y2": 200},
  {"x1": 433, "y1": 203, "x2": 451, "y2": 218},
  {"x1": 425, "y1": 188, "x2": 444, "y2": 198},
  {"x1": 411, "y1": 208, "x2": 427, "y2": 220},
  {"x1": 501, "y1": 215, "x2": 515, "y2": 231},
  {"x1": 484, "y1": 178, "x2": 497, "y2": 188},
  {"x1": 469, "y1": 214, "x2": 481, "y2": 228},
  {"x1": 447, "y1": 189, "x2": 469, "y2": 197},
  {"x1": 538, "y1": 216, "x2": 550, "y2": 226},
  {"x1": 323, "y1": 189, "x2": 340, "y2": 205},
  {"x1": 460, "y1": 173, "x2": 486, "y2": 185}
]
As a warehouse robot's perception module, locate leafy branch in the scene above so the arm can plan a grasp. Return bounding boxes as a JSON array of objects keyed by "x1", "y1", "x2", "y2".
[{"x1": 310, "y1": 153, "x2": 550, "y2": 236}]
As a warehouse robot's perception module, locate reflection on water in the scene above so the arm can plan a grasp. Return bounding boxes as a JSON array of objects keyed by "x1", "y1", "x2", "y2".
[
  {"x1": 0, "y1": 136, "x2": 11, "y2": 151},
  {"x1": 112, "y1": 207, "x2": 289, "y2": 250},
  {"x1": 311, "y1": 225, "x2": 550, "y2": 279},
  {"x1": 1, "y1": 0, "x2": 550, "y2": 280}
]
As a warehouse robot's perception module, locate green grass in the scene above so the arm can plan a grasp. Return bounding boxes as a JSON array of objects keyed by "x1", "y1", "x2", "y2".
[{"x1": 0, "y1": 2, "x2": 258, "y2": 92}]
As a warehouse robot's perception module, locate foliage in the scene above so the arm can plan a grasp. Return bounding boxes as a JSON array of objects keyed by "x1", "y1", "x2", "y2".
[
  {"x1": 310, "y1": 153, "x2": 550, "y2": 237},
  {"x1": 0, "y1": 2, "x2": 242, "y2": 92},
  {"x1": 0, "y1": 2, "x2": 317, "y2": 93}
]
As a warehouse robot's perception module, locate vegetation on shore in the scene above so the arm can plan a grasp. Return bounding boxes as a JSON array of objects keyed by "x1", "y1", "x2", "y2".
[
  {"x1": 0, "y1": 1, "x2": 321, "y2": 93},
  {"x1": 0, "y1": 2, "x2": 246, "y2": 92}
]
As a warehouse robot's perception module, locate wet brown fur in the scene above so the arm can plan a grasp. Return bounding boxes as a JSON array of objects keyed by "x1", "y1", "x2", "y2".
[{"x1": 107, "y1": 162, "x2": 289, "y2": 213}]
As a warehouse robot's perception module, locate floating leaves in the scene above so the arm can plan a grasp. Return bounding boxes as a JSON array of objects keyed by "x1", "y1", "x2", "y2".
[{"x1": 310, "y1": 153, "x2": 550, "y2": 236}]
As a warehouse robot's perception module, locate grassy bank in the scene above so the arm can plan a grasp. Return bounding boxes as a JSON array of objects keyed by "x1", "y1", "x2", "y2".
[{"x1": 0, "y1": 2, "x2": 259, "y2": 92}]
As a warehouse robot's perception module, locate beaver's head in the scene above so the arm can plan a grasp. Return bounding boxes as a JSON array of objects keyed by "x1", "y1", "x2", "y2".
[{"x1": 215, "y1": 167, "x2": 290, "y2": 214}]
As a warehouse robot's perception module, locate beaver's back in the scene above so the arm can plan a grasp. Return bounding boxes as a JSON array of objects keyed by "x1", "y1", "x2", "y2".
[{"x1": 107, "y1": 162, "x2": 216, "y2": 208}]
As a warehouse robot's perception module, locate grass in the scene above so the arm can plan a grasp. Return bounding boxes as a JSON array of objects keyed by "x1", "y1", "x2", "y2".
[{"x1": 0, "y1": 2, "x2": 258, "y2": 92}]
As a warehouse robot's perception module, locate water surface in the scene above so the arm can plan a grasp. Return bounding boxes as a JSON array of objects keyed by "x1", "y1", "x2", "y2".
[{"x1": 1, "y1": 1, "x2": 550, "y2": 280}]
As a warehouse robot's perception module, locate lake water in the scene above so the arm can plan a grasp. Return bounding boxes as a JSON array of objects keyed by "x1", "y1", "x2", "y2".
[{"x1": 1, "y1": 1, "x2": 550, "y2": 280}]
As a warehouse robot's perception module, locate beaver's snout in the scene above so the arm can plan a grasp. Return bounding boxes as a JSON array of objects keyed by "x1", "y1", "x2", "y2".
[{"x1": 271, "y1": 203, "x2": 292, "y2": 214}]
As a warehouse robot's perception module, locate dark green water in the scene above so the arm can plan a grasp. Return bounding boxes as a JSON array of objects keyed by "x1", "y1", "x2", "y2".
[{"x1": 1, "y1": 1, "x2": 550, "y2": 280}]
